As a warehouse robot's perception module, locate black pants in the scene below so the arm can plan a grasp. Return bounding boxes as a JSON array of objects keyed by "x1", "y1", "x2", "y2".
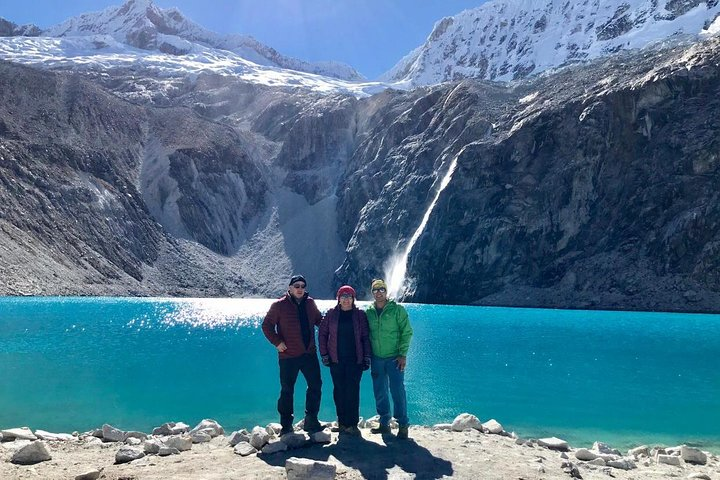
[
  {"x1": 329, "y1": 360, "x2": 363, "y2": 427},
  {"x1": 278, "y1": 353, "x2": 322, "y2": 428}
]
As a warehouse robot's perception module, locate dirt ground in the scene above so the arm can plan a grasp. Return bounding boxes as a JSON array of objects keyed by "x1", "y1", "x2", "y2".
[{"x1": 1, "y1": 426, "x2": 718, "y2": 479}]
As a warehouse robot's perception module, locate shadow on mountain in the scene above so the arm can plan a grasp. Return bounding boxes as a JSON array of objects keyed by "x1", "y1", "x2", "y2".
[{"x1": 258, "y1": 433, "x2": 454, "y2": 479}]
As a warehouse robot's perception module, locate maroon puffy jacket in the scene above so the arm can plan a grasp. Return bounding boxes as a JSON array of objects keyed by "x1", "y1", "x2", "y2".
[
  {"x1": 262, "y1": 293, "x2": 322, "y2": 359},
  {"x1": 319, "y1": 305, "x2": 371, "y2": 364}
]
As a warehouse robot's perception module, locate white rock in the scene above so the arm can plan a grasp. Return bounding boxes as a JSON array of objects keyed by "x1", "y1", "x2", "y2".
[
  {"x1": 250, "y1": 426, "x2": 270, "y2": 449},
  {"x1": 538, "y1": 437, "x2": 569, "y2": 451},
  {"x1": 123, "y1": 431, "x2": 148, "y2": 442},
  {"x1": 482, "y1": 419, "x2": 504, "y2": 434},
  {"x1": 228, "y1": 430, "x2": 251, "y2": 447},
  {"x1": 10, "y1": 441, "x2": 52, "y2": 464},
  {"x1": 152, "y1": 422, "x2": 189, "y2": 436},
  {"x1": 2, "y1": 427, "x2": 38, "y2": 441},
  {"x1": 233, "y1": 441, "x2": 257, "y2": 456},
  {"x1": 157, "y1": 446, "x2": 180, "y2": 456},
  {"x1": 266, "y1": 423, "x2": 282, "y2": 435},
  {"x1": 190, "y1": 419, "x2": 224, "y2": 438},
  {"x1": 680, "y1": 445, "x2": 707, "y2": 465},
  {"x1": 286, "y1": 456, "x2": 337, "y2": 480},
  {"x1": 281, "y1": 432, "x2": 310, "y2": 449},
  {"x1": 311, "y1": 430, "x2": 331, "y2": 444},
  {"x1": 34, "y1": 430, "x2": 74, "y2": 441},
  {"x1": 143, "y1": 439, "x2": 162, "y2": 454},
  {"x1": 607, "y1": 459, "x2": 636, "y2": 470},
  {"x1": 191, "y1": 431, "x2": 212, "y2": 443},
  {"x1": 593, "y1": 442, "x2": 621, "y2": 455},
  {"x1": 165, "y1": 435, "x2": 192, "y2": 452},
  {"x1": 628, "y1": 445, "x2": 649, "y2": 457},
  {"x1": 261, "y1": 439, "x2": 288, "y2": 454},
  {"x1": 101, "y1": 424, "x2": 125, "y2": 442},
  {"x1": 575, "y1": 448, "x2": 598, "y2": 461},
  {"x1": 656, "y1": 453, "x2": 681, "y2": 466},
  {"x1": 125, "y1": 437, "x2": 142, "y2": 446},
  {"x1": 687, "y1": 473, "x2": 712, "y2": 479},
  {"x1": 588, "y1": 457, "x2": 606, "y2": 466},
  {"x1": 432, "y1": 423, "x2": 453, "y2": 431},
  {"x1": 451, "y1": 413, "x2": 482, "y2": 432},
  {"x1": 74, "y1": 468, "x2": 102, "y2": 480},
  {"x1": 114, "y1": 446, "x2": 145, "y2": 464}
]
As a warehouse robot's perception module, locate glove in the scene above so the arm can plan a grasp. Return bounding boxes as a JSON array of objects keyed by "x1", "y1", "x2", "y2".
[
  {"x1": 363, "y1": 357, "x2": 371, "y2": 371},
  {"x1": 321, "y1": 355, "x2": 330, "y2": 367}
]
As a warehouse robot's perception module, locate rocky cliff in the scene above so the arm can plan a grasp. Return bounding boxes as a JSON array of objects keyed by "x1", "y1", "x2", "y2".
[{"x1": 1, "y1": 35, "x2": 720, "y2": 311}]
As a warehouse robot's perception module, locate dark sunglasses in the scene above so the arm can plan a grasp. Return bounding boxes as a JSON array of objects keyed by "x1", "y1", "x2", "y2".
[
  {"x1": 372, "y1": 287, "x2": 386, "y2": 293},
  {"x1": 292, "y1": 284, "x2": 306, "y2": 289}
]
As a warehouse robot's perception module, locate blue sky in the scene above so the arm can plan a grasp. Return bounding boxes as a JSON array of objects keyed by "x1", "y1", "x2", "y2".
[{"x1": 2, "y1": 0, "x2": 489, "y2": 79}]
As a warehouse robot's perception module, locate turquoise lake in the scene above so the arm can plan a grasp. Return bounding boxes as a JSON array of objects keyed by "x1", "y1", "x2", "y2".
[{"x1": 1, "y1": 297, "x2": 718, "y2": 452}]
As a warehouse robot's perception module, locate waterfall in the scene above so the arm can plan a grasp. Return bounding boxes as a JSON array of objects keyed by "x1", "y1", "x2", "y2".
[{"x1": 385, "y1": 156, "x2": 458, "y2": 299}]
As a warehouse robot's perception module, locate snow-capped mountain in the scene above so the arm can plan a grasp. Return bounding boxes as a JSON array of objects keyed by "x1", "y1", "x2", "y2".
[
  {"x1": 42, "y1": 0, "x2": 363, "y2": 81},
  {"x1": 381, "y1": 0, "x2": 720, "y2": 86}
]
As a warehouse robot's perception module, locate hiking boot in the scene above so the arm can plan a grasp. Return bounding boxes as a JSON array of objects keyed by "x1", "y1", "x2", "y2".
[
  {"x1": 397, "y1": 425, "x2": 409, "y2": 440},
  {"x1": 370, "y1": 424, "x2": 391, "y2": 435},
  {"x1": 280, "y1": 425, "x2": 293, "y2": 436},
  {"x1": 304, "y1": 417, "x2": 323, "y2": 434},
  {"x1": 331, "y1": 424, "x2": 346, "y2": 433},
  {"x1": 345, "y1": 426, "x2": 361, "y2": 436}
]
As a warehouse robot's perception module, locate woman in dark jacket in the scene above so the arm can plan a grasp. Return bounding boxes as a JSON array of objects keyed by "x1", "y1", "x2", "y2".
[{"x1": 319, "y1": 285, "x2": 371, "y2": 435}]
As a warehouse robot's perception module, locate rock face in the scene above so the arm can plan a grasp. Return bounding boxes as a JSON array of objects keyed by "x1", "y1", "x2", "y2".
[{"x1": 1, "y1": 34, "x2": 720, "y2": 312}]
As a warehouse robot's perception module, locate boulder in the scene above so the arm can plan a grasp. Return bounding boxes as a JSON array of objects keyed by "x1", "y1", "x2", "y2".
[
  {"x1": 687, "y1": 473, "x2": 712, "y2": 480},
  {"x1": 574, "y1": 448, "x2": 598, "y2": 461},
  {"x1": 656, "y1": 453, "x2": 681, "y2": 466},
  {"x1": 152, "y1": 422, "x2": 189, "y2": 436},
  {"x1": 123, "y1": 431, "x2": 148, "y2": 442},
  {"x1": 74, "y1": 468, "x2": 102, "y2": 480},
  {"x1": 158, "y1": 446, "x2": 180, "y2": 456},
  {"x1": 311, "y1": 430, "x2": 331, "y2": 444},
  {"x1": 588, "y1": 457, "x2": 606, "y2": 466},
  {"x1": 481, "y1": 419, "x2": 503, "y2": 434},
  {"x1": 115, "y1": 446, "x2": 145, "y2": 464},
  {"x1": 538, "y1": 437, "x2": 569, "y2": 451},
  {"x1": 2, "y1": 427, "x2": 38, "y2": 441},
  {"x1": 432, "y1": 423, "x2": 453, "y2": 431},
  {"x1": 191, "y1": 431, "x2": 212, "y2": 443},
  {"x1": 680, "y1": 445, "x2": 707, "y2": 465},
  {"x1": 261, "y1": 439, "x2": 288, "y2": 454},
  {"x1": 143, "y1": 439, "x2": 162, "y2": 454},
  {"x1": 266, "y1": 423, "x2": 282, "y2": 435},
  {"x1": 125, "y1": 437, "x2": 142, "y2": 446},
  {"x1": 628, "y1": 445, "x2": 649, "y2": 457},
  {"x1": 228, "y1": 430, "x2": 251, "y2": 446},
  {"x1": 165, "y1": 435, "x2": 192, "y2": 452},
  {"x1": 10, "y1": 440, "x2": 52, "y2": 464},
  {"x1": 190, "y1": 419, "x2": 224, "y2": 437},
  {"x1": 101, "y1": 424, "x2": 125, "y2": 442},
  {"x1": 281, "y1": 432, "x2": 310, "y2": 449},
  {"x1": 451, "y1": 413, "x2": 482, "y2": 432},
  {"x1": 233, "y1": 441, "x2": 257, "y2": 456},
  {"x1": 606, "y1": 459, "x2": 636, "y2": 470},
  {"x1": 34, "y1": 430, "x2": 74, "y2": 441},
  {"x1": 250, "y1": 426, "x2": 270, "y2": 449},
  {"x1": 286, "y1": 456, "x2": 337, "y2": 480},
  {"x1": 592, "y1": 442, "x2": 620, "y2": 455}
]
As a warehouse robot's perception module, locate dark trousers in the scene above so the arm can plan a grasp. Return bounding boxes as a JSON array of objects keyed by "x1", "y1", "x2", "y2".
[
  {"x1": 278, "y1": 353, "x2": 322, "y2": 428},
  {"x1": 329, "y1": 360, "x2": 363, "y2": 427}
]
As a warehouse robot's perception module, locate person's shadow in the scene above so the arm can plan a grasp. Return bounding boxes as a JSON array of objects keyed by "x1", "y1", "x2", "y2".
[{"x1": 258, "y1": 432, "x2": 454, "y2": 480}]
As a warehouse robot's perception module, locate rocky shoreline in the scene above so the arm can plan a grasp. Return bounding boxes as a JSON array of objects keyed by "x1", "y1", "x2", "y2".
[{"x1": 1, "y1": 414, "x2": 718, "y2": 479}]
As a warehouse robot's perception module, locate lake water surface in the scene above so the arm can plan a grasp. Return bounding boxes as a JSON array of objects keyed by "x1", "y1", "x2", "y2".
[{"x1": 1, "y1": 297, "x2": 718, "y2": 452}]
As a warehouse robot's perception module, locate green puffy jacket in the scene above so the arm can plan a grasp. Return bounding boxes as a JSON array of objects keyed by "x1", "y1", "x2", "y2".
[{"x1": 365, "y1": 300, "x2": 413, "y2": 359}]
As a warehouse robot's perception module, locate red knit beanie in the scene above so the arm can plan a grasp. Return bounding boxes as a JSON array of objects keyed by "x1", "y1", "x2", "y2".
[{"x1": 336, "y1": 285, "x2": 356, "y2": 300}]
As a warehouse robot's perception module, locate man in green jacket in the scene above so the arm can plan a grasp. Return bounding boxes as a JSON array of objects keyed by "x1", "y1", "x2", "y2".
[{"x1": 365, "y1": 278, "x2": 413, "y2": 439}]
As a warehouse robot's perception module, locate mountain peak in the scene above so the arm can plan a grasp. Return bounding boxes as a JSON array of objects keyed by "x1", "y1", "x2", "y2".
[{"x1": 381, "y1": 0, "x2": 720, "y2": 86}]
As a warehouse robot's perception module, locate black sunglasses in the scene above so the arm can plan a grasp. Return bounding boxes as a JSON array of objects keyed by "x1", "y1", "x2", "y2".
[{"x1": 372, "y1": 287, "x2": 386, "y2": 293}]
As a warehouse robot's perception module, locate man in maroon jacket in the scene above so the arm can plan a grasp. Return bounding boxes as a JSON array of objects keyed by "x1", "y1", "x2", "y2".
[{"x1": 261, "y1": 274, "x2": 323, "y2": 435}]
